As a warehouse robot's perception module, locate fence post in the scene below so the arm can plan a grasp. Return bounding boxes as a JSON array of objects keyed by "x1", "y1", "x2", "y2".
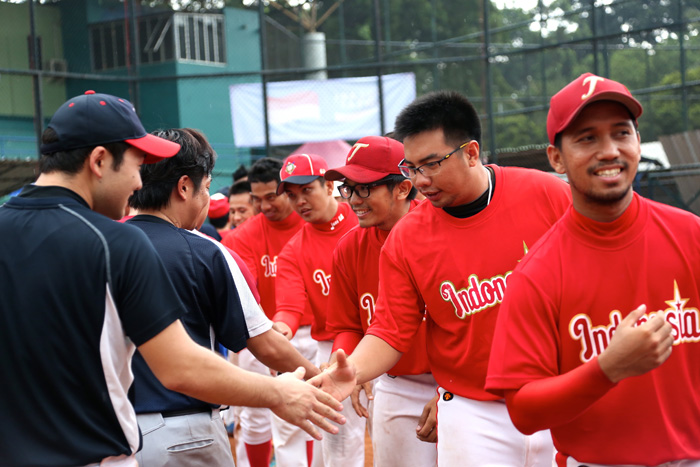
[
  {"x1": 258, "y1": 1, "x2": 271, "y2": 155},
  {"x1": 482, "y1": 0, "x2": 496, "y2": 163},
  {"x1": 373, "y1": 0, "x2": 385, "y2": 136},
  {"x1": 29, "y1": 0, "x2": 43, "y2": 158}
]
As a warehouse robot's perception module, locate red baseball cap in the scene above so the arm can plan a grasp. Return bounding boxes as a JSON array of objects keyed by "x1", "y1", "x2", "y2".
[
  {"x1": 547, "y1": 73, "x2": 643, "y2": 145},
  {"x1": 208, "y1": 193, "x2": 230, "y2": 219},
  {"x1": 276, "y1": 153, "x2": 329, "y2": 195},
  {"x1": 324, "y1": 136, "x2": 405, "y2": 183},
  {"x1": 41, "y1": 90, "x2": 180, "y2": 163}
]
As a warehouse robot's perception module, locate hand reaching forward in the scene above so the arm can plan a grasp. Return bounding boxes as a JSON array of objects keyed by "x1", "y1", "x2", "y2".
[
  {"x1": 351, "y1": 382, "x2": 374, "y2": 418},
  {"x1": 308, "y1": 349, "x2": 358, "y2": 403},
  {"x1": 598, "y1": 304, "x2": 674, "y2": 383},
  {"x1": 271, "y1": 367, "x2": 346, "y2": 440},
  {"x1": 416, "y1": 394, "x2": 438, "y2": 443}
]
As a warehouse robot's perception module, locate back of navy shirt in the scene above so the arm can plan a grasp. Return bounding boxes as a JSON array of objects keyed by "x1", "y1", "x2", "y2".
[
  {"x1": 127, "y1": 215, "x2": 249, "y2": 414},
  {"x1": 0, "y1": 186, "x2": 184, "y2": 466}
]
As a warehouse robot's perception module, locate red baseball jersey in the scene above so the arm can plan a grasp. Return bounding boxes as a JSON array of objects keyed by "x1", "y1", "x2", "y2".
[
  {"x1": 274, "y1": 202, "x2": 359, "y2": 341},
  {"x1": 486, "y1": 194, "x2": 700, "y2": 465},
  {"x1": 367, "y1": 165, "x2": 571, "y2": 399},
  {"x1": 223, "y1": 211, "x2": 304, "y2": 319},
  {"x1": 327, "y1": 201, "x2": 430, "y2": 376}
]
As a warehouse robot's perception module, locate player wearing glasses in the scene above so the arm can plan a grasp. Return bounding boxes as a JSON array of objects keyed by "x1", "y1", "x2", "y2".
[
  {"x1": 323, "y1": 136, "x2": 437, "y2": 467},
  {"x1": 312, "y1": 91, "x2": 571, "y2": 466}
]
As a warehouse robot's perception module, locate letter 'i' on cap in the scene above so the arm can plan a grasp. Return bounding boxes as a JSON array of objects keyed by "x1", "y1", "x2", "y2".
[
  {"x1": 324, "y1": 136, "x2": 406, "y2": 184},
  {"x1": 40, "y1": 90, "x2": 180, "y2": 163},
  {"x1": 546, "y1": 73, "x2": 643, "y2": 145},
  {"x1": 276, "y1": 153, "x2": 329, "y2": 195}
]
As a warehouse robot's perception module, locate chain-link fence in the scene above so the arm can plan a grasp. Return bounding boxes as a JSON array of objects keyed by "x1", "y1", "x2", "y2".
[{"x1": 1, "y1": 0, "x2": 699, "y2": 212}]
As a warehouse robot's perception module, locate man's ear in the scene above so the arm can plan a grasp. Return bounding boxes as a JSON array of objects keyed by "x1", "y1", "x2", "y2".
[
  {"x1": 546, "y1": 145, "x2": 566, "y2": 175},
  {"x1": 325, "y1": 180, "x2": 335, "y2": 196},
  {"x1": 88, "y1": 146, "x2": 109, "y2": 178},
  {"x1": 395, "y1": 179, "x2": 413, "y2": 201},
  {"x1": 176, "y1": 175, "x2": 191, "y2": 200},
  {"x1": 465, "y1": 140, "x2": 481, "y2": 167}
]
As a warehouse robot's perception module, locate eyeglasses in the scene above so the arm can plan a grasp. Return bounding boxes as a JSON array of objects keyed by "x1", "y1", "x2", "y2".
[
  {"x1": 397, "y1": 142, "x2": 469, "y2": 178},
  {"x1": 337, "y1": 180, "x2": 390, "y2": 199}
]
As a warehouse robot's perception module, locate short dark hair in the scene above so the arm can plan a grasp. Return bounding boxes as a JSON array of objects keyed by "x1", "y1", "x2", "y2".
[
  {"x1": 248, "y1": 157, "x2": 283, "y2": 184},
  {"x1": 394, "y1": 91, "x2": 482, "y2": 147},
  {"x1": 233, "y1": 164, "x2": 249, "y2": 182},
  {"x1": 209, "y1": 214, "x2": 230, "y2": 228},
  {"x1": 38, "y1": 127, "x2": 130, "y2": 175},
  {"x1": 130, "y1": 128, "x2": 216, "y2": 211},
  {"x1": 229, "y1": 179, "x2": 252, "y2": 197},
  {"x1": 379, "y1": 174, "x2": 418, "y2": 201}
]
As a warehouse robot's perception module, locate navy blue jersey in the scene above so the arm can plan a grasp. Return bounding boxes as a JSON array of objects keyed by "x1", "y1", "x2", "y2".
[
  {"x1": 0, "y1": 185, "x2": 184, "y2": 466},
  {"x1": 127, "y1": 215, "x2": 250, "y2": 414}
]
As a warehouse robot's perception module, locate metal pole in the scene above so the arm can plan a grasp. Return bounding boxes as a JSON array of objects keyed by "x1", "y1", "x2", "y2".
[
  {"x1": 482, "y1": 0, "x2": 496, "y2": 163},
  {"x1": 431, "y1": 0, "x2": 440, "y2": 90},
  {"x1": 29, "y1": 0, "x2": 44, "y2": 157},
  {"x1": 590, "y1": 0, "x2": 599, "y2": 75},
  {"x1": 373, "y1": 0, "x2": 385, "y2": 135},
  {"x1": 258, "y1": 1, "x2": 271, "y2": 154},
  {"x1": 678, "y1": 0, "x2": 689, "y2": 130},
  {"x1": 128, "y1": 0, "x2": 141, "y2": 112},
  {"x1": 538, "y1": 0, "x2": 547, "y2": 109},
  {"x1": 339, "y1": 1, "x2": 347, "y2": 74}
]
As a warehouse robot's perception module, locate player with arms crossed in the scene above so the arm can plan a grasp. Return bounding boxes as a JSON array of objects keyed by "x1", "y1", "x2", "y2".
[
  {"x1": 313, "y1": 91, "x2": 572, "y2": 466},
  {"x1": 486, "y1": 74, "x2": 700, "y2": 466},
  {"x1": 324, "y1": 135, "x2": 437, "y2": 466}
]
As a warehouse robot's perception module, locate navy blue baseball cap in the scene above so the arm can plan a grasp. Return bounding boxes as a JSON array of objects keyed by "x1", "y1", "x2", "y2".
[{"x1": 40, "y1": 90, "x2": 180, "y2": 163}]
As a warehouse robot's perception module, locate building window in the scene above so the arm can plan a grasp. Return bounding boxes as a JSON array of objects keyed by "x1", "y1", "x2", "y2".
[
  {"x1": 89, "y1": 12, "x2": 225, "y2": 71},
  {"x1": 174, "y1": 13, "x2": 225, "y2": 64}
]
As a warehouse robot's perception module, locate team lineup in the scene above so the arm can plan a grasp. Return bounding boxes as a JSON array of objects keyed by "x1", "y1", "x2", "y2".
[{"x1": 0, "y1": 73, "x2": 699, "y2": 467}]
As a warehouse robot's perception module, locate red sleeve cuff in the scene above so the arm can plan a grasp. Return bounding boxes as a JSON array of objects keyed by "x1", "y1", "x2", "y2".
[
  {"x1": 332, "y1": 332, "x2": 363, "y2": 355},
  {"x1": 273, "y1": 311, "x2": 302, "y2": 337}
]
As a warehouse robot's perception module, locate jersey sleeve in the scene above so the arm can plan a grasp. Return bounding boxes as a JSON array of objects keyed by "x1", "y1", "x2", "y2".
[
  {"x1": 224, "y1": 224, "x2": 259, "y2": 284},
  {"x1": 486, "y1": 268, "x2": 563, "y2": 394},
  {"x1": 110, "y1": 228, "x2": 185, "y2": 346},
  {"x1": 273, "y1": 239, "x2": 306, "y2": 335},
  {"x1": 214, "y1": 245, "x2": 271, "y2": 340},
  {"x1": 366, "y1": 234, "x2": 425, "y2": 353},
  {"x1": 326, "y1": 236, "x2": 364, "y2": 354}
]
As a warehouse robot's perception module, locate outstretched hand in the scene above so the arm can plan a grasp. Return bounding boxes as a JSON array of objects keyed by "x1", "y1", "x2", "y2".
[
  {"x1": 271, "y1": 367, "x2": 346, "y2": 440},
  {"x1": 351, "y1": 382, "x2": 373, "y2": 418},
  {"x1": 416, "y1": 394, "x2": 438, "y2": 443},
  {"x1": 598, "y1": 304, "x2": 674, "y2": 383},
  {"x1": 308, "y1": 349, "x2": 358, "y2": 403}
]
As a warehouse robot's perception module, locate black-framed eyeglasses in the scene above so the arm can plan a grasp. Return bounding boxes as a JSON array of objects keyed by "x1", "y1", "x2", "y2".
[
  {"x1": 397, "y1": 141, "x2": 469, "y2": 178},
  {"x1": 337, "y1": 180, "x2": 391, "y2": 199}
]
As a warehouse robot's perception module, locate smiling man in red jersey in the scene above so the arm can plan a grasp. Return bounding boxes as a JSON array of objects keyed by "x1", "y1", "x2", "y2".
[
  {"x1": 271, "y1": 153, "x2": 364, "y2": 467},
  {"x1": 324, "y1": 135, "x2": 438, "y2": 467},
  {"x1": 313, "y1": 91, "x2": 573, "y2": 467},
  {"x1": 486, "y1": 74, "x2": 700, "y2": 467},
  {"x1": 223, "y1": 157, "x2": 313, "y2": 467}
]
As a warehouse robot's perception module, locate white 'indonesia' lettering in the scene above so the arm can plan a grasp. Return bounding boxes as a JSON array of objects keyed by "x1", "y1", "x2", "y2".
[
  {"x1": 260, "y1": 255, "x2": 277, "y2": 278},
  {"x1": 440, "y1": 273, "x2": 511, "y2": 319},
  {"x1": 313, "y1": 269, "x2": 331, "y2": 296},
  {"x1": 570, "y1": 281, "x2": 700, "y2": 363},
  {"x1": 360, "y1": 292, "x2": 375, "y2": 326}
]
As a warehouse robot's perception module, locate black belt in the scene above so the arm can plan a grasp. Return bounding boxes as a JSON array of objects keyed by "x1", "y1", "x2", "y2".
[{"x1": 161, "y1": 407, "x2": 212, "y2": 418}]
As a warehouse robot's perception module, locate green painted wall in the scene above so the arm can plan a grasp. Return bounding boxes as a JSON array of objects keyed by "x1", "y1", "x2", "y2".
[{"x1": 0, "y1": 2, "x2": 65, "y2": 118}]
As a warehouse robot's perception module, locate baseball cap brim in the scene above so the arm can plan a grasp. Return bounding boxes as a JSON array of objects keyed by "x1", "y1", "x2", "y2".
[
  {"x1": 276, "y1": 175, "x2": 323, "y2": 195},
  {"x1": 551, "y1": 93, "x2": 642, "y2": 144},
  {"x1": 324, "y1": 165, "x2": 391, "y2": 184},
  {"x1": 126, "y1": 134, "x2": 181, "y2": 164}
]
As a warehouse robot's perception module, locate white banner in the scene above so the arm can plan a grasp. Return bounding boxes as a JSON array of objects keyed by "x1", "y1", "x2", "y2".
[{"x1": 230, "y1": 72, "x2": 416, "y2": 147}]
